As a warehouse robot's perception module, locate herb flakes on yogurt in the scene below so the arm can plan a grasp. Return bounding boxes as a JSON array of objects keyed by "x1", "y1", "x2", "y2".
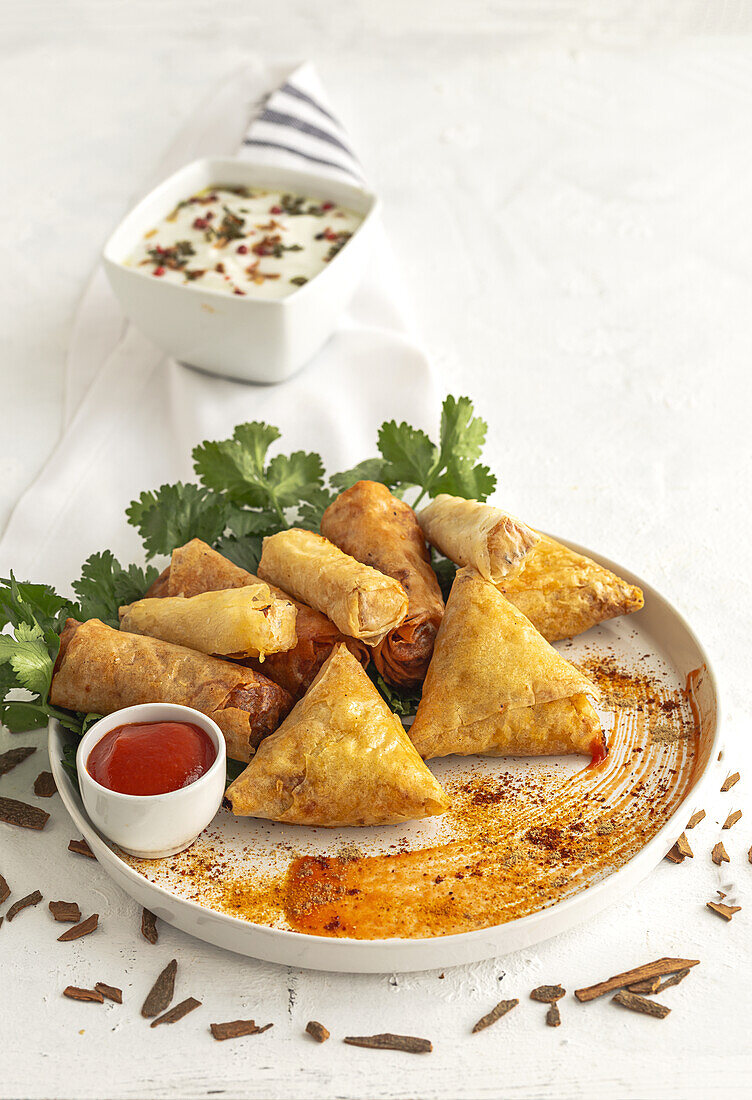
[{"x1": 127, "y1": 186, "x2": 363, "y2": 299}]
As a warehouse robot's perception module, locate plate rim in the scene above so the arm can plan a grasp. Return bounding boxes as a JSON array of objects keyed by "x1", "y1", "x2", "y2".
[{"x1": 48, "y1": 537, "x2": 722, "y2": 972}]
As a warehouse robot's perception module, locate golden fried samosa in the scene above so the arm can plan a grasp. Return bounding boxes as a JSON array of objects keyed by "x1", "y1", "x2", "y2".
[
  {"x1": 409, "y1": 567, "x2": 604, "y2": 761},
  {"x1": 119, "y1": 585, "x2": 297, "y2": 660},
  {"x1": 498, "y1": 533, "x2": 644, "y2": 642},
  {"x1": 226, "y1": 644, "x2": 449, "y2": 826},
  {"x1": 418, "y1": 494, "x2": 539, "y2": 583}
]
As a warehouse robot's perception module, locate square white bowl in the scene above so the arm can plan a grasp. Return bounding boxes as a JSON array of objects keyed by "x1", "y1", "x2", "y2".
[{"x1": 102, "y1": 157, "x2": 379, "y2": 384}]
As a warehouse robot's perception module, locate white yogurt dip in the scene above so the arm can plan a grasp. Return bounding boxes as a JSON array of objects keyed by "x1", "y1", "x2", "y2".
[{"x1": 126, "y1": 186, "x2": 363, "y2": 299}]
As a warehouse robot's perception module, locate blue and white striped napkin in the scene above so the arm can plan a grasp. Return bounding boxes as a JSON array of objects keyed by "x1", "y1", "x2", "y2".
[{"x1": 0, "y1": 62, "x2": 437, "y2": 588}]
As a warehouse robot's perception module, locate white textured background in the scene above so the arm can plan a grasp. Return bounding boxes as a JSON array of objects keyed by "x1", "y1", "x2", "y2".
[{"x1": 2, "y1": 3, "x2": 751, "y2": 1097}]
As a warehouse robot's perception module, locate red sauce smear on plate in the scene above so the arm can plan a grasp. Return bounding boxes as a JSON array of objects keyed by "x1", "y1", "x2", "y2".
[{"x1": 87, "y1": 721, "x2": 216, "y2": 795}]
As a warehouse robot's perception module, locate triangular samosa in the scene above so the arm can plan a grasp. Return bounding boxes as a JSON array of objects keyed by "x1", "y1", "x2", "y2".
[
  {"x1": 226, "y1": 644, "x2": 449, "y2": 826},
  {"x1": 498, "y1": 533, "x2": 644, "y2": 642},
  {"x1": 409, "y1": 567, "x2": 604, "y2": 761}
]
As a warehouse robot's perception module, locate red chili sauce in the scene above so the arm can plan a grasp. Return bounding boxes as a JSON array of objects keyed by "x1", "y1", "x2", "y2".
[{"x1": 87, "y1": 721, "x2": 216, "y2": 796}]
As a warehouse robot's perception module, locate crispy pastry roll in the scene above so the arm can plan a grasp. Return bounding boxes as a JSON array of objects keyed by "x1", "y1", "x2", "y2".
[
  {"x1": 258, "y1": 529, "x2": 408, "y2": 647},
  {"x1": 145, "y1": 538, "x2": 369, "y2": 699},
  {"x1": 119, "y1": 585, "x2": 297, "y2": 660},
  {"x1": 498, "y1": 533, "x2": 644, "y2": 642},
  {"x1": 418, "y1": 494, "x2": 539, "y2": 583},
  {"x1": 49, "y1": 618, "x2": 292, "y2": 762},
  {"x1": 226, "y1": 644, "x2": 449, "y2": 826},
  {"x1": 409, "y1": 567, "x2": 604, "y2": 762},
  {"x1": 320, "y1": 480, "x2": 444, "y2": 689}
]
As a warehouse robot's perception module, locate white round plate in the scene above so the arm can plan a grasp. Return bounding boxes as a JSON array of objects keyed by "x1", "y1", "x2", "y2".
[{"x1": 49, "y1": 540, "x2": 720, "y2": 973}]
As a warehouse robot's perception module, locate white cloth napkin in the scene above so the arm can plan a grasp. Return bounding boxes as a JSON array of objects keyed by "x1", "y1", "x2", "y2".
[{"x1": 0, "y1": 63, "x2": 437, "y2": 591}]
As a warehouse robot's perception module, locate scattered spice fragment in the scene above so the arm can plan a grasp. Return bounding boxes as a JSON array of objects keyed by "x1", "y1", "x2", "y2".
[
  {"x1": 151, "y1": 997, "x2": 201, "y2": 1028},
  {"x1": 0, "y1": 746, "x2": 36, "y2": 776},
  {"x1": 575, "y1": 957, "x2": 700, "y2": 1002},
  {"x1": 612, "y1": 991, "x2": 670, "y2": 1019},
  {"x1": 706, "y1": 901, "x2": 741, "y2": 921},
  {"x1": 676, "y1": 833, "x2": 693, "y2": 858},
  {"x1": 711, "y1": 841, "x2": 730, "y2": 865},
  {"x1": 686, "y1": 809, "x2": 706, "y2": 829},
  {"x1": 95, "y1": 982, "x2": 122, "y2": 1004},
  {"x1": 68, "y1": 838, "x2": 95, "y2": 859},
  {"x1": 306, "y1": 1020, "x2": 330, "y2": 1043},
  {"x1": 210, "y1": 1019, "x2": 273, "y2": 1041},
  {"x1": 721, "y1": 772, "x2": 740, "y2": 792},
  {"x1": 49, "y1": 900, "x2": 81, "y2": 923},
  {"x1": 63, "y1": 986, "x2": 104, "y2": 1003},
  {"x1": 33, "y1": 771, "x2": 56, "y2": 798},
  {"x1": 546, "y1": 1003, "x2": 561, "y2": 1027},
  {"x1": 627, "y1": 976, "x2": 662, "y2": 994},
  {"x1": 0, "y1": 796, "x2": 49, "y2": 830},
  {"x1": 58, "y1": 913, "x2": 98, "y2": 941},
  {"x1": 655, "y1": 968, "x2": 691, "y2": 992},
  {"x1": 665, "y1": 844, "x2": 685, "y2": 864},
  {"x1": 141, "y1": 908, "x2": 158, "y2": 944},
  {"x1": 6, "y1": 889, "x2": 43, "y2": 921},
  {"x1": 530, "y1": 985, "x2": 565, "y2": 1003},
  {"x1": 723, "y1": 810, "x2": 742, "y2": 830},
  {"x1": 471, "y1": 998, "x2": 519, "y2": 1033},
  {"x1": 749, "y1": 844, "x2": 752, "y2": 865},
  {"x1": 344, "y1": 1033, "x2": 432, "y2": 1054},
  {"x1": 0, "y1": 872, "x2": 9, "y2": 904},
  {"x1": 141, "y1": 959, "x2": 177, "y2": 1018}
]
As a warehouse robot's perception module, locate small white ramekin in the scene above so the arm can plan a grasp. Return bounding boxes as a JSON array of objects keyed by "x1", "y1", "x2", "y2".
[
  {"x1": 102, "y1": 156, "x2": 379, "y2": 384},
  {"x1": 76, "y1": 703, "x2": 226, "y2": 859}
]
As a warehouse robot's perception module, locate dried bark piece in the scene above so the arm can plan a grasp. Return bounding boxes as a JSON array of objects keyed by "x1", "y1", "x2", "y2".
[
  {"x1": 749, "y1": 844, "x2": 752, "y2": 865},
  {"x1": 686, "y1": 809, "x2": 705, "y2": 829},
  {"x1": 63, "y1": 986, "x2": 103, "y2": 1003},
  {"x1": 721, "y1": 772, "x2": 740, "y2": 791},
  {"x1": 68, "y1": 838, "x2": 95, "y2": 859},
  {"x1": 575, "y1": 957, "x2": 700, "y2": 1002},
  {"x1": 49, "y1": 900, "x2": 81, "y2": 923},
  {"x1": 707, "y1": 901, "x2": 741, "y2": 921},
  {"x1": 58, "y1": 913, "x2": 98, "y2": 941},
  {"x1": 712, "y1": 841, "x2": 730, "y2": 865},
  {"x1": 530, "y1": 985, "x2": 565, "y2": 1003},
  {"x1": 723, "y1": 810, "x2": 742, "y2": 830},
  {"x1": 33, "y1": 771, "x2": 56, "y2": 798},
  {"x1": 627, "y1": 976, "x2": 661, "y2": 994},
  {"x1": 0, "y1": 873, "x2": 9, "y2": 905},
  {"x1": 0, "y1": 797, "x2": 49, "y2": 830},
  {"x1": 676, "y1": 833, "x2": 693, "y2": 858},
  {"x1": 471, "y1": 998, "x2": 519, "y2": 1033},
  {"x1": 655, "y1": 968, "x2": 691, "y2": 992},
  {"x1": 6, "y1": 889, "x2": 43, "y2": 921},
  {"x1": 664, "y1": 844, "x2": 685, "y2": 864},
  {"x1": 141, "y1": 908, "x2": 158, "y2": 944},
  {"x1": 0, "y1": 746, "x2": 36, "y2": 776},
  {"x1": 141, "y1": 959, "x2": 177, "y2": 1018},
  {"x1": 95, "y1": 982, "x2": 122, "y2": 1003},
  {"x1": 306, "y1": 1020, "x2": 330, "y2": 1043},
  {"x1": 612, "y1": 991, "x2": 670, "y2": 1019},
  {"x1": 211, "y1": 1020, "x2": 274, "y2": 1041},
  {"x1": 151, "y1": 997, "x2": 201, "y2": 1028},
  {"x1": 546, "y1": 1003, "x2": 561, "y2": 1027},
  {"x1": 344, "y1": 1033, "x2": 432, "y2": 1053}
]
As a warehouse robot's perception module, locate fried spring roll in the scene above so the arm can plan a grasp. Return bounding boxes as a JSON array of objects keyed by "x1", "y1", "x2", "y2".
[
  {"x1": 145, "y1": 539, "x2": 369, "y2": 699},
  {"x1": 49, "y1": 619, "x2": 292, "y2": 762},
  {"x1": 418, "y1": 494, "x2": 539, "y2": 583},
  {"x1": 320, "y1": 481, "x2": 444, "y2": 689},
  {"x1": 119, "y1": 585, "x2": 297, "y2": 660},
  {"x1": 258, "y1": 529, "x2": 409, "y2": 647}
]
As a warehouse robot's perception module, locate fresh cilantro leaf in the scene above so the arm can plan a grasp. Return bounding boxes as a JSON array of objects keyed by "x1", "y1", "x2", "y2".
[
  {"x1": 367, "y1": 667, "x2": 422, "y2": 720},
  {"x1": 297, "y1": 487, "x2": 335, "y2": 530},
  {"x1": 438, "y1": 395, "x2": 487, "y2": 465},
  {"x1": 0, "y1": 577, "x2": 74, "y2": 637},
  {"x1": 329, "y1": 458, "x2": 389, "y2": 493},
  {"x1": 213, "y1": 535, "x2": 263, "y2": 575},
  {"x1": 434, "y1": 459, "x2": 496, "y2": 502},
  {"x1": 193, "y1": 422, "x2": 280, "y2": 509},
  {"x1": 264, "y1": 451, "x2": 325, "y2": 510},
  {"x1": 224, "y1": 507, "x2": 281, "y2": 539},
  {"x1": 127, "y1": 482, "x2": 230, "y2": 559},
  {"x1": 432, "y1": 555, "x2": 458, "y2": 602},
  {"x1": 0, "y1": 699, "x2": 50, "y2": 732},
  {"x1": 0, "y1": 622, "x2": 55, "y2": 697},
  {"x1": 377, "y1": 420, "x2": 438, "y2": 491},
  {"x1": 72, "y1": 551, "x2": 159, "y2": 626},
  {"x1": 225, "y1": 757, "x2": 247, "y2": 785}
]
